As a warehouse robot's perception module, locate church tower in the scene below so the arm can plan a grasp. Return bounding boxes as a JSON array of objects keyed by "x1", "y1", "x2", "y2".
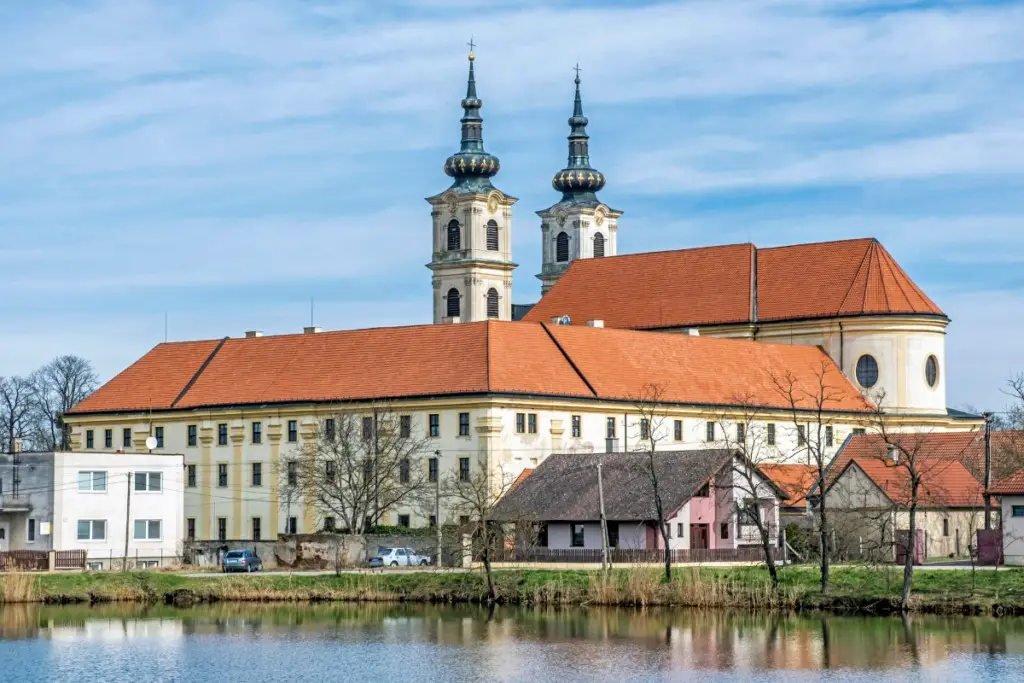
[
  {"x1": 537, "y1": 70, "x2": 622, "y2": 295},
  {"x1": 427, "y1": 48, "x2": 517, "y2": 323}
]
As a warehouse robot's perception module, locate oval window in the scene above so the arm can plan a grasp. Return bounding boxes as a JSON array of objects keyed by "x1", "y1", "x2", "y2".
[
  {"x1": 925, "y1": 355, "x2": 939, "y2": 388},
  {"x1": 856, "y1": 355, "x2": 879, "y2": 389}
]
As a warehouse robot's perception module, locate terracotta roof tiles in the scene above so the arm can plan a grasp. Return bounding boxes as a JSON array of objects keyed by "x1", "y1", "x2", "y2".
[{"x1": 760, "y1": 464, "x2": 819, "y2": 510}]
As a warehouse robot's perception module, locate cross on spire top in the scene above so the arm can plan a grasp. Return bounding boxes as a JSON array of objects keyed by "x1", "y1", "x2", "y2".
[{"x1": 467, "y1": 35, "x2": 476, "y2": 60}]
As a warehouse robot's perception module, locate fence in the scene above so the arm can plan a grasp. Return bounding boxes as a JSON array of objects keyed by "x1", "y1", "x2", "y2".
[
  {"x1": 495, "y1": 546, "x2": 782, "y2": 564},
  {"x1": 0, "y1": 549, "x2": 87, "y2": 572}
]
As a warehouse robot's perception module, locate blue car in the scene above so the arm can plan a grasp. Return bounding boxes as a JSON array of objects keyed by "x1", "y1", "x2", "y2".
[{"x1": 222, "y1": 549, "x2": 263, "y2": 573}]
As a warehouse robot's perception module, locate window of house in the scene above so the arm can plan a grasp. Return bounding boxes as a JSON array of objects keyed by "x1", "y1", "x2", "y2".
[
  {"x1": 459, "y1": 515, "x2": 470, "y2": 526},
  {"x1": 695, "y1": 482, "x2": 710, "y2": 497},
  {"x1": 186, "y1": 518, "x2": 196, "y2": 541},
  {"x1": 123, "y1": 428, "x2": 132, "y2": 448},
  {"x1": 400, "y1": 415, "x2": 411, "y2": 439},
  {"x1": 853, "y1": 428, "x2": 866, "y2": 435},
  {"x1": 252, "y1": 462, "x2": 263, "y2": 487},
  {"x1": 429, "y1": 414, "x2": 440, "y2": 437},
  {"x1": 286, "y1": 517, "x2": 297, "y2": 534},
  {"x1": 677, "y1": 522, "x2": 684, "y2": 539},
  {"x1": 324, "y1": 418, "x2": 334, "y2": 441},
  {"x1": 324, "y1": 517, "x2": 336, "y2": 532},
  {"x1": 606, "y1": 417, "x2": 616, "y2": 439},
  {"x1": 27, "y1": 518, "x2": 36, "y2": 543},
  {"x1": 528, "y1": 414, "x2": 537, "y2": 434},
  {"x1": 77, "y1": 519, "x2": 106, "y2": 541},
  {"x1": 428, "y1": 457, "x2": 438, "y2": 483},
  {"x1": 571, "y1": 523, "x2": 585, "y2": 547},
  {"x1": 86, "y1": 430, "x2": 94, "y2": 449},
  {"x1": 943, "y1": 518, "x2": 950, "y2": 537},
  {"x1": 925, "y1": 355, "x2": 939, "y2": 388},
  {"x1": 767, "y1": 423, "x2": 776, "y2": 446},
  {"x1": 486, "y1": 220, "x2": 499, "y2": 251},
  {"x1": 78, "y1": 471, "x2": 107, "y2": 492},
  {"x1": 398, "y1": 514, "x2": 410, "y2": 528},
  {"x1": 856, "y1": 354, "x2": 879, "y2": 388},
  {"x1": 363, "y1": 460, "x2": 373, "y2": 483},
  {"x1": 134, "y1": 520, "x2": 162, "y2": 540},
  {"x1": 593, "y1": 232, "x2": 605, "y2": 258},
  {"x1": 217, "y1": 517, "x2": 227, "y2": 541},
  {"x1": 154, "y1": 426, "x2": 164, "y2": 448},
  {"x1": 486, "y1": 288, "x2": 499, "y2": 318},
  {"x1": 325, "y1": 461, "x2": 335, "y2": 483},
  {"x1": 826, "y1": 425, "x2": 834, "y2": 447},
  {"x1": 556, "y1": 232, "x2": 569, "y2": 262},
  {"x1": 447, "y1": 219, "x2": 461, "y2": 250},
  {"x1": 705, "y1": 421, "x2": 715, "y2": 442},
  {"x1": 737, "y1": 423, "x2": 746, "y2": 443},
  {"x1": 429, "y1": 515, "x2": 437, "y2": 528},
  {"x1": 515, "y1": 413, "x2": 526, "y2": 434},
  {"x1": 287, "y1": 461, "x2": 297, "y2": 486},
  {"x1": 572, "y1": 415, "x2": 582, "y2": 438},
  {"x1": 362, "y1": 417, "x2": 373, "y2": 441},
  {"x1": 104, "y1": 429, "x2": 113, "y2": 448},
  {"x1": 252, "y1": 517, "x2": 262, "y2": 541},
  {"x1": 251, "y1": 422, "x2": 262, "y2": 444},
  {"x1": 187, "y1": 464, "x2": 196, "y2": 488},
  {"x1": 459, "y1": 457, "x2": 470, "y2": 482},
  {"x1": 797, "y1": 425, "x2": 806, "y2": 446},
  {"x1": 446, "y1": 288, "x2": 461, "y2": 318},
  {"x1": 720, "y1": 523, "x2": 730, "y2": 539},
  {"x1": 1012, "y1": 506, "x2": 1024, "y2": 517},
  {"x1": 459, "y1": 412, "x2": 470, "y2": 437},
  {"x1": 399, "y1": 459, "x2": 410, "y2": 484},
  {"x1": 218, "y1": 464, "x2": 228, "y2": 488},
  {"x1": 288, "y1": 420, "x2": 298, "y2": 443},
  {"x1": 217, "y1": 423, "x2": 228, "y2": 446},
  {"x1": 606, "y1": 522, "x2": 619, "y2": 549},
  {"x1": 134, "y1": 472, "x2": 162, "y2": 492},
  {"x1": 538, "y1": 523, "x2": 549, "y2": 548},
  {"x1": 674, "y1": 420, "x2": 682, "y2": 441},
  {"x1": 187, "y1": 425, "x2": 197, "y2": 447},
  {"x1": 640, "y1": 418, "x2": 650, "y2": 440}
]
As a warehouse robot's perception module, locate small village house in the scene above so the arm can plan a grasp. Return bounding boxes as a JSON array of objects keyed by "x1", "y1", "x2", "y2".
[
  {"x1": 989, "y1": 468, "x2": 1024, "y2": 566},
  {"x1": 760, "y1": 464, "x2": 818, "y2": 528}
]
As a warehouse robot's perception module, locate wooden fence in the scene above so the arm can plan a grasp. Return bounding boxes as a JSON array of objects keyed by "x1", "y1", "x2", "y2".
[
  {"x1": 495, "y1": 546, "x2": 781, "y2": 564},
  {"x1": 0, "y1": 549, "x2": 87, "y2": 572}
]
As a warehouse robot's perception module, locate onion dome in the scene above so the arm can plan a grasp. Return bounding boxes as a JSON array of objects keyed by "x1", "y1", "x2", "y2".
[
  {"x1": 551, "y1": 70, "x2": 605, "y2": 204},
  {"x1": 443, "y1": 50, "x2": 500, "y2": 192}
]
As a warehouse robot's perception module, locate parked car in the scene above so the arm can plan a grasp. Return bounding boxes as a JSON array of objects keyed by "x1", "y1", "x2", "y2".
[
  {"x1": 370, "y1": 547, "x2": 431, "y2": 567},
  {"x1": 222, "y1": 549, "x2": 263, "y2": 573}
]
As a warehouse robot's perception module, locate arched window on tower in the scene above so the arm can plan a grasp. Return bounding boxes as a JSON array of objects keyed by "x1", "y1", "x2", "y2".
[
  {"x1": 556, "y1": 232, "x2": 569, "y2": 263},
  {"x1": 594, "y1": 232, "x2": 606, "y2": 258},
  {"x1": 486, "y1": 220, "x2": 499, "y2": 251},
  {"x1": 486, "y1": 288, "x2": 499, "y2": 318},
  {"x1": 446, "y1": 288, "x2": 461, "y2": 318},
  {"x1": 447, "y1": 220, "x2": 461, "y2": 251}
]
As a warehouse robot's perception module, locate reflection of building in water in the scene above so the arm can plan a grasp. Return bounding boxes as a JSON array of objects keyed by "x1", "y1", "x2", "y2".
[{"x1": 49, "y1": 617, "x2": 184, "y2": 643}]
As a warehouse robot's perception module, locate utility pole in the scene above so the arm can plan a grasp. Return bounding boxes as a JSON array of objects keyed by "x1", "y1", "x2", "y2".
[
  {"x1": 597, "y1": 462, "x2": 609, "y2": 574},
  {"x1": 983, "y1": 412, "x2": 993, "y2": 530},
  {"x1": 435, "y1": 449, "x2": 443, "y2": 569},
  {"x1": 123, "y1": 472, "x2": 132, "y2": 571}
]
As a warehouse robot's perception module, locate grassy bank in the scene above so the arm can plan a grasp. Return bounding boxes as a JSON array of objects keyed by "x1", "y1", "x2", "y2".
[{"x1": 3, "y1": 566, "x2": 1024, "y2": 615}]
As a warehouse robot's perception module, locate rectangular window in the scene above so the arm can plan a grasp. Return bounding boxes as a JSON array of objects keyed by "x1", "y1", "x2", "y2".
[
  {"x1": 187, "y1": 464, "x2": 197, "y2": 488},
  {"x1": 459, "y1": 515, "x2": 470, "y2": 526},
  {"x1": 515, "y1": 413, "x2": 526, "y2": 434},
  {"x1": 252, "y1": 517, "x2": 262, "y2": 541},
  {"x1": 27, "y1": 519, "x2": 36, "y2": 542},
  {"x1": 640, "y1": 418, "x2": 650, "y2": 440},
  {"x1": 78, "y1": 471, "x2": 107, "y2": 492},
  {"x1": 721, "y1": 523, "x2": 730, "y2": 539},
  {"x1": 852, "y1": 428, "x2": 866, "y2": 435},
  {"x1": 398, "y1": 514, "x2": 410, "y2": 528},
  {"x1": 428, "y1": 457, "x2": 438, "y2": 483},
  {"x1": 737, "y1": 423, "x2": 746, "y2": 443},
  {"x1": 826, "y1": 425, "x2": 834, "y2": 447},
  {"x1": 285, "y1": 419, "x2": 297, "y2": 443},
  {"x1": 571, "y1": 523, "x2": 585, "y2": 547},
  {"x1": 400, "y1": 415, "x2": 411, "y2": 439},
  {"x1": 323, "y1": 517, "x2": 336, "y2": 532},
  {"x1": 323, "y1": 418, "x2": 334, "y2": 441},
  {"x1": 695, "y1": 482, "x2": 710, "y2": 497},
  {"x1": 706, "y1": 421, "x2": 715, "y2": 442},
  {"x1": 528, "y1": 414, "x2": 538, "y2": 434},
  {"x1": 767, "y1": 423, "x2": 776, "y2": 446},
  {"x1": 187, "y1": 518, "x2": 196, "y2": 541},
  {"x1": 86, "y1": 430, "x2": 94, "y2": 449},
  {"x1": 134, "y1": 471, "x2": 162, "y2": 492},
  {"x1": 252, "y1": 462, "x2": 263, "y2": 487},
  {"x1": 154, "y1": 426, "x2": 164, "y2": 448},
  {"x1": 363, "y1": 460, "x2": 373, "y2": 483},
  {"x1": 217, "y1": 517, "x2": 227, "y2": 541},
  {"x1": 287, "y1": 461, "x2": 297, "y2": 486},
  {"x1": 1012, "y1": 506, "x2": 1024, "y2": 518},
  {"x1": 104, "y1": 429, "x2": 113, "y2": 448},
  {"x1": 399, "y1": 459, "x2": 410, "y2": 484},
  {"x1": 607, "y1": 522, "x2": 619, "y2": 549},
  {"x1": 123, "y1": 428, "x2": 132, "y2": 448},
  {"x1": 943, "y1": 519, "x2": 950, "y2": 537},
  {"x1": 77, "y1": 519, "x2": 106, "y2": 541},
  {"x1": 606, "y1": 417, "x2": 616, "y2": 439},
  {"x1": 362, "y1": 416, "x2": 373, "y2": 441},
  {"x1": 571, "y1": 415, "x2": 582, "y2": 438},
  {"x1": 677, "y1": 522, "x2": 684, "y2": 539},
  {"x1": 325, "y1": 461, "x2": 335, "y2": 483},
  {"x1": 428, "y1": 515, "x2": 437, "y2": 528},
  {"x1": 459, "y1": 457, "x2": 470, "y2": 482},
  {"x1": 459, "y1": 412, "x2": 470, "y2": 437},
  {"x1": 797, "y1": 425, "x2": 807, "y2": 446},
  {"x1": 429, "y1": 414, "x2": 440, "y2": 437},
  {"x1": 187, "y1": 424, "x2": 197, "y2": 447},
  {"x1": 286, "y1": 517, "x2": 297, "y2": 534},
  {"x1": 218, "y1": 463, "x2": 228, "y2": 488},
  {"x1": 674, "y1": 419, "x2": 682, "y2": 441},
  {"x1": 134, "y1": 519, "x2": 162, "y2": 540},
  {"x1": 218, "y1": 423, "x2": 228, "y2": 446},
  {"x1": 538, "y1": 523, "x2": 549, "y2": 548},
  {"x1": 251, "y1": 421, "x2": 262, "y2": 444}
]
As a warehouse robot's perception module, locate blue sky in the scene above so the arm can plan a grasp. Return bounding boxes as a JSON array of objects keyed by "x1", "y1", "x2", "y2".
[{"x1": 1, "y1": 0, "x2": 1022, "y2": 413}]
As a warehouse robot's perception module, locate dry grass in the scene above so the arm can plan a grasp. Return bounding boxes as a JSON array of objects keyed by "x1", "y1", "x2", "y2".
[
  {"x1": 585, "y1": 566, "x2": 798, "y2": 610},
  {"x1": 0, "y1": 573, "x2": 39, "y2": 603}
]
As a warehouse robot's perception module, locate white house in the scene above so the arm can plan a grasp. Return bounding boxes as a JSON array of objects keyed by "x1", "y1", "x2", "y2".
[{"x1": 990, "y1": 468, "x2": 1024, "y2": 566}]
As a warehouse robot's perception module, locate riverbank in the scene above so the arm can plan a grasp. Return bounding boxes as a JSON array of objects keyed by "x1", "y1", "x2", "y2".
[{"x1": 3, "y1": 566, "x2": 1024, "y2": 615}]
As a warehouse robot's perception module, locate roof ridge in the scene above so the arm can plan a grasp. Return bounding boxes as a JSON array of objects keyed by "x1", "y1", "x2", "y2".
[
  {"x1": 874, "y1": 242, "x2": 942, "y2": 314},
  {"x1": 170, "y1": 337, "x2": 229, "y2": 408},
  {"x1": 539, "y1": 323, "x2": 598, "y2": 397},
  {"x1": 833, "y1": 240, "x2": 874, "y2": 316},
  {"x1": 758, "y1": 236, "x2": 877, "y2": 252}
]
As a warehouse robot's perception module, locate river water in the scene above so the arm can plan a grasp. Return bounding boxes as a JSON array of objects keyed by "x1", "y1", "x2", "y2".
[{"x1": 1, "y1": 603, "x2": 1023, "y2": 682}]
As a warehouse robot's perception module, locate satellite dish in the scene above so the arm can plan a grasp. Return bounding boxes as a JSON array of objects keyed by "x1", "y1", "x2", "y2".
[
  {"x1": 559, "y1": 315, "x2": 571, "y2": 326},
  {"x1": 145, "y1": 436, "x2": 158, "y2": 450}
]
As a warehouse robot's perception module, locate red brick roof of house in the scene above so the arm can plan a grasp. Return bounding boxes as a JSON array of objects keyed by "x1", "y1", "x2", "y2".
[
  {"x1": 760, "y1": 464, "x2": 819, "y2": 510},
  {"x1": 524, "y1": 238, "x2": 944, "y2": 330},
  {"x1": 69, "y1": 321, "x2": 874, "y2": 416},
  {"x1": 989, "y1": 468, "x2": 1024, "y2": 496}
]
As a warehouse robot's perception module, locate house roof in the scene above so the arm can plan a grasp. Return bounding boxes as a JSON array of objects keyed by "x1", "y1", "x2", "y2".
[
  {"x1": 759, "y1": 464, "x2": 819, "y2": 510},
  {"x1": 989, "y1": 468, "x2": 1024, "y2": 496},
  {"x1": 827, "y1": 433, "x2": 987, "y2": 508},
  {"x1": 524, "y1": 238, "x2": 944, "y2": 330},
  {"x1": 491, "y1": 450, "x2": 737, "y2": 522},
  {"x1": 69, "y1": 321, "x2": 874, "y2": 416}
]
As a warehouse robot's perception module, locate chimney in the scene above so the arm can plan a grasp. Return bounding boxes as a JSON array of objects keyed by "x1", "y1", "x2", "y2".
[
  {"x1": 687, "y1": 328, "x2": 700, "y2": 336},
  {"x1": 586, "y1": 320, "x2": 604, "y2": 328},
  {"x1": 245, "y1": 330, "x2": 264, "y2": 339},
  {"x1": 303, "y1": 326, "x2": 322, "y2": 334}
]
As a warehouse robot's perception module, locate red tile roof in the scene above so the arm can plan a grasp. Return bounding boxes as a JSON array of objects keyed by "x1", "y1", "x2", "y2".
[
  {"x1": 524, "y1": 238, "x2": 944, "y2": 329},
  {"x1": 69, "y1": 321, "x2": 873, "y2": 416},
  {"x1": 829, "y1": 433, "x2": 986, "y2": 508},
  {"x1": 760, "y1": 464, "x2": 819, "y2": 510},
  {"x1": 989, "y1": 468, "x2": 1024, "y2": 496}
]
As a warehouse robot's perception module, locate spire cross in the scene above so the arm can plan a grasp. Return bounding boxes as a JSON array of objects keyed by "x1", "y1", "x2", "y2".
[
  {"x1": 573, "y1": 63, "x2": 582, "y2": 78},
  {"x1": 467, "y1": 36, "x2": 476, "y2": 54}
]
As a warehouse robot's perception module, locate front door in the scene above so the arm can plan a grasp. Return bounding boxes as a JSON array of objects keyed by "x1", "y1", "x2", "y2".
[
  {"x1": 0, "y1": 521, "x2": 9, "y2": 552},
  {"x1": 689, "y1": 524, "x2": 709, "y2": 550}
]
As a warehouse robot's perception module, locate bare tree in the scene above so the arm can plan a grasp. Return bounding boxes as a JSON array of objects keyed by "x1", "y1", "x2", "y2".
[
  {"x1": 0, "y1": 376, "x2": 33, "y2": 453},
  {"x1": 631, "y1": 383, "x2": 673, "y2": 582},
  {"x1": 1006, "y1": 373, "x2": 1024, "y2": 431},
  {"x1": 771, "y1": 360, "x2": 845, "y2": 595},
  {"x1": 29, "y1": 356, "x2": 98, "y2": 450},
  {"x1": 291, "y1": 404, "x2": 431, "y2": 537}
]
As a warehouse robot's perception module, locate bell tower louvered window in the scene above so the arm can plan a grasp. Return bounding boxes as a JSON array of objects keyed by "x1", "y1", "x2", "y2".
[
  {"x1": 486, "y1": 220, "x2": 499, "y2": 251},
  {"x1": 556, "y1": 232, "x2": 569, "y2": 263},
  {"x1": 446, "y1": 288, "x2": 460, "y2": 317},
  {"x1": 447, "y1": 220, "x2": 461, "y2": 251},
  {"x1": 594, "y1": 232, "x2": 605, "y2": 258},
  {"x1": 486, "y1": 288, "x2": 499, "y2": 318}
]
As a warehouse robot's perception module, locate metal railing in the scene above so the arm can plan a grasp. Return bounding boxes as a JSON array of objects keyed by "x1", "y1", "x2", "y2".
[{"x1": 495, "y1": 546, "x2": 781, "y2": 564}]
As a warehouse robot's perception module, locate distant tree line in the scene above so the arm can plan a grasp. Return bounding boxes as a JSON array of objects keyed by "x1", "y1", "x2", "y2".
[{"x1": 0, "y1": 355, "x2": 98, "y2": 453}]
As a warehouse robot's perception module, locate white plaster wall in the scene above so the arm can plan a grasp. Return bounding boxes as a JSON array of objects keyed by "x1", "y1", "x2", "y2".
[
  {"x1": 1001, "y1": 497, "x2": 1024, "y2": 566},
  {"x1": 546, "y1": 521, "x2": 648, "y2": 550}
]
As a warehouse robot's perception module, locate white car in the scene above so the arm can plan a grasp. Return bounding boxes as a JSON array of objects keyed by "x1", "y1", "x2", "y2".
[{"x1": 371, "y1": 547, "x2": 431, "y2": 567}]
